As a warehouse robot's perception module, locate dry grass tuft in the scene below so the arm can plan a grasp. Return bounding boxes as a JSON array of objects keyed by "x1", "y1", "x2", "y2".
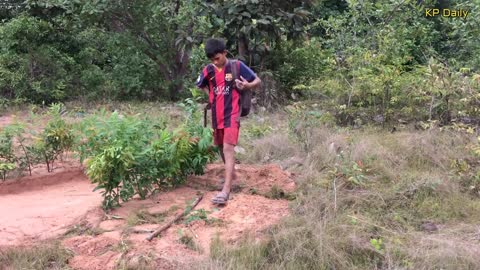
[
  {"x1": 240, "y1": 134, "x2": 300, "y2": 165},
  {"x1": 116, "y1": 253, "x2": 157, "y2": 270},
  {"x1": 126, "y1": 209, "x2": 166, "y2": 227},
  {"x1": 0, "y1": 242, "x2": 72, "y2": 270}
]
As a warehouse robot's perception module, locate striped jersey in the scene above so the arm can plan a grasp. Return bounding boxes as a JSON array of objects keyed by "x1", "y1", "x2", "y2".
[{"x1": 196, "y1": 59, "x2": 256, "y2": 129}]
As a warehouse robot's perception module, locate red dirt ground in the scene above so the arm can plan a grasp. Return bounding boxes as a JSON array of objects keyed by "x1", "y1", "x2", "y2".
[{"x1": 0, "y1": 162, "x2": 295, "y2": 269}]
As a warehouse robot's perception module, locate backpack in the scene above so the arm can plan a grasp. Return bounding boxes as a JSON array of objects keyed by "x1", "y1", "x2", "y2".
[{"x1": 230, "y1": 59, "x2": 252, "y2": 117}]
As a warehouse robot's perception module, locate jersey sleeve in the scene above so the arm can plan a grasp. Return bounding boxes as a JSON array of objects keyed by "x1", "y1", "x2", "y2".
[
  {"x1": 239, "y1": 61, "x2": 256, "y2": 82},
  {"x1": 195, "y1": 67, "x2": 209, "y2": 88}
]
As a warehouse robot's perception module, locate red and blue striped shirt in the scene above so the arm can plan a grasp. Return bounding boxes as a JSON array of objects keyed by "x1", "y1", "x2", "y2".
[{"x1": 196, "y1": 59, "x2": 256, "y2": 129}]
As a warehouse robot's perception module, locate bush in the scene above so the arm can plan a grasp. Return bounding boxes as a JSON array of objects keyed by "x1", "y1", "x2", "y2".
[
  {"x1": 78, "y1": 98, "x2": 216, "y2": 210},
  {"x1": 0, "y1": 15, "x2": 76, "y2": 103}
]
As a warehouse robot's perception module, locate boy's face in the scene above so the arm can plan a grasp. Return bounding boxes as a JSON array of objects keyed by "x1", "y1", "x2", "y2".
[{"x1": 210, "y1": 51, "x2": 228, "y2": 69}]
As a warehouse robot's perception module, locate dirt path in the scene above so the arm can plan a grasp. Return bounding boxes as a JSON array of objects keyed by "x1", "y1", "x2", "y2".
[
  {"x1": 0, "y1": 162, "x2": 296, "y2": 269},
  {"x1": 0, "y1": 165, "x2": 102, "y2": 246}
]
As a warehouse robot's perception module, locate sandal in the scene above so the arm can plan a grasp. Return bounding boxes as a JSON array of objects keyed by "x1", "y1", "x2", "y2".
[{"x1": 212, "y1": 191, "x2": 230, "y2": 205}]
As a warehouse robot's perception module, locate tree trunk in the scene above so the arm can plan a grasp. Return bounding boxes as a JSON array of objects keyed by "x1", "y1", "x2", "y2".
[{"x1": 238, "y1": 33, "x2": 249, "y2": 62}]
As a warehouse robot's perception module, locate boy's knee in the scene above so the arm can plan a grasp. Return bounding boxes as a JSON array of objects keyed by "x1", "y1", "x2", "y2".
[{"x1": 223, "y1": 143, "x2": 235, "y2": 152}]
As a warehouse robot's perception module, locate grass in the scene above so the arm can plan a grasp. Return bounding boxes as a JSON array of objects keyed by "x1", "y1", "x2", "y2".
[
  {"x1": 64, "y1": 221, "x2": 106, "y2": 237},
  {"x1": 126, "y1": 209, "x2": 166, "y2": 227},
  {"x1": 178, "y1": 229, "x2": 203, "y2": 252},
  {"x1": 183, "y1": 208, "x2": 222, "y2": 226},
  {"x1": 116, "y1": 253, "x2": 157, "y2": 270},
  {"x1": 196, "y1": 110, "x2": 480, "y2": 270},
  {"x1": 0, "y1": 242, "x2": 72, "y2": 270},
  {"x1": 263, "y1": 184, "x2": 295, "y2": 200}
]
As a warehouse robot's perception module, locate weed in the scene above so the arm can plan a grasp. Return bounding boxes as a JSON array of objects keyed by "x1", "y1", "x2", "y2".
[
  {"x1": 184, "y1": 209, "x2": 221, "y2": 226},
  {"x1": 244, "y1": 123, "x2": 272, "y2": 139},
  {"x1": 204, "y1": 234, "x2": 268, "y2": 269},
  {"x1": 64, "y1": 221, "x2": 105, "y2": 237},
  {"x1": 113, "y1": 236, "x2": 131, "y2": 254},
  {"x1": 116, "y1": 253, "x2": 156, "y2": 270},
  {"x1": 126, "y1": 209, "x2": 166, "y2": 226},
  {"x1": 370, "y1": 238, "x2": 384, "y2": 254},
  {"x1": 264, "y1": 185, "x2": 295, "y2": 200},
  {"x1": 177, "y1": 229, "x2": 202, "y2": 252},
  {"x1": 0, "y1": 242, "x2": 72, "y2": 270}
]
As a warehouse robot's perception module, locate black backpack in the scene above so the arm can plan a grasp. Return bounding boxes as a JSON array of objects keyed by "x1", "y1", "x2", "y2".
[{"x1": 230, "y1": 59, "x2": 252, "y2": 117}]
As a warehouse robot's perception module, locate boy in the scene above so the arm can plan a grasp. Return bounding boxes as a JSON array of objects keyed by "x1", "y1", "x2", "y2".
[{"x1": 196, "y1": 38, "x2": 261, "y2": 205}]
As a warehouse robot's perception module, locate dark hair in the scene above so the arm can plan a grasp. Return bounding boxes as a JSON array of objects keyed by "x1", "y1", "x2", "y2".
[{"x1": 205, "y1": 38, "x2": 226, "y2": 59}]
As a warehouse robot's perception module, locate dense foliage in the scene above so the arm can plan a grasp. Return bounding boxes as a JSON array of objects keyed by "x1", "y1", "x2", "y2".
[{"x1": 0, "y1": 0, "x2": 479, "y2": 124}]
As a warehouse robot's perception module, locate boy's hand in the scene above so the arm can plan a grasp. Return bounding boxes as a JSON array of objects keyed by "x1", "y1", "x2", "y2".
[{"x1": 235, "y1": 76, "x2": 250, "y2": 90}]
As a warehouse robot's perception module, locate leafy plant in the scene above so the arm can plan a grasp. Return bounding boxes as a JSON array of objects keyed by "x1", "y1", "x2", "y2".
[
  {"x1": 79, "y1": 99, "x2": 215, "y2": 210},
  {"x1": 0, "y1": 126, "x2": 17, "y2": 177},
  {"x1": 328, "y1": 160, "x2": 370, "y2": 189},
  {"x1": 0, "y1": 123, "x2": 31, "y2": 179},
  {"x1": 31, "y1": 104, "x2": 73, "y2": 172},
  {"x1": 0, "y1": 162, "x2": 16, "y2": 181}
]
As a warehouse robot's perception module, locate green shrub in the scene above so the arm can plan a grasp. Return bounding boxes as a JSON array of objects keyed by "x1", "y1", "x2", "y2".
[{"x1": 78, "y1": 98, "x2": 216, "y2": 210}]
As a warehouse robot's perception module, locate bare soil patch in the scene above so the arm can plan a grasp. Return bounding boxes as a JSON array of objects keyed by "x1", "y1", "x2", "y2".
[
  {"x1": 0, "y1": 162, "x2": 295, "y2": 269},
  {"x1": 0, "y1": 162, "x2": 102, "y2": 246}
]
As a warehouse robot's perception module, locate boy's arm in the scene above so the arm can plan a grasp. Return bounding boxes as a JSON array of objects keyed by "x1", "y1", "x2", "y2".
[
  {"x1": 196, "y1": 68, "x2": 210, "y2": 94},
  {"x1": 235, "y1": 76, "x2": 261, "y2": 91},
  {"x1": 246, "y1": 76, "x2": 261, "y2": 90},
  {"x1": 235, "y1": 62, "x2": 262, "y2": 91}
]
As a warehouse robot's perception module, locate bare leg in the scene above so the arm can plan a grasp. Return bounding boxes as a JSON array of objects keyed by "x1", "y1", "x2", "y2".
[
  {"x1": 218, "y1": 144, "x2": 236, "y2": 181},
  {"x1": 218, "y1": 144, "x2": 226, "y2": 164},
  {"x1": 221, "y1": 143, "x2": 236, "y2": 195}
]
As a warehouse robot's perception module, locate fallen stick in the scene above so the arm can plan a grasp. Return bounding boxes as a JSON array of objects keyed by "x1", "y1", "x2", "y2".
[
  {"x1": 146, "y1": 194, "x2": 203, "y2": 241},
  {"x1": 105, "y1": 214, "x2": 124, "y2": 220},
  {"x1": 131, "y1": 229, "x2": 155, "y2": 234}
]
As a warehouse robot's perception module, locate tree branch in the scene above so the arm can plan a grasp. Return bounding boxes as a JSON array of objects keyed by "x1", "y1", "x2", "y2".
[{"x1": 146, "y1": 194, "x2": 203, "y2": 241}]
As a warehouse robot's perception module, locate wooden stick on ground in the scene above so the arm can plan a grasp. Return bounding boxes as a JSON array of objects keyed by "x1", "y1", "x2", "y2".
[{"x1": 146, "y1": 194, "x2": 203, "y2": 241}]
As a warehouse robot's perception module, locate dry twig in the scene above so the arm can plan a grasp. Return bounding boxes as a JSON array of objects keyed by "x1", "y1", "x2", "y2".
[{"x1": 146, "y1": 194, "x2": 203, "y2": 241}]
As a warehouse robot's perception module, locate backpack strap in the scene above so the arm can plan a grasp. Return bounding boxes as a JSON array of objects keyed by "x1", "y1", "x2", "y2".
[{"x1": 231, "y1": 59, "x2": 239, "y2": 82}]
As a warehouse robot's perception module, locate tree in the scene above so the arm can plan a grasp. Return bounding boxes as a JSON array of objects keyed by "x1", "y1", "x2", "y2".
[
  {"x1": 204, "y1": 0, "x2": 311, "y2": 69},
  {"x1": 24, "y1": 0, "x2": 210, "y2": 100}
]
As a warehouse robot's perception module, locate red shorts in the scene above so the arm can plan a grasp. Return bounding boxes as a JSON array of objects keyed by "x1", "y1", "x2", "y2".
[{"x1": 213, "y1": 127, "x2": 240, "y2": 146}]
